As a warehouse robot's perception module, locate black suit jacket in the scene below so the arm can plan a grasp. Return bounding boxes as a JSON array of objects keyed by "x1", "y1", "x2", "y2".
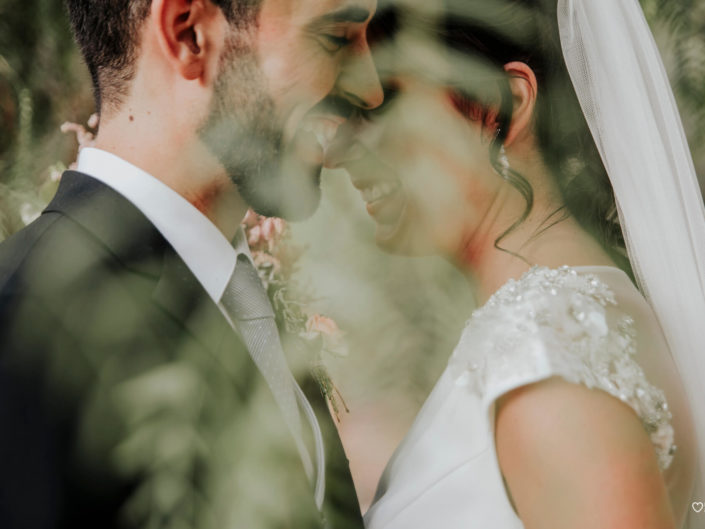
[{"x1": 0, "y1": 171, "x2": 363, "y2": 529}]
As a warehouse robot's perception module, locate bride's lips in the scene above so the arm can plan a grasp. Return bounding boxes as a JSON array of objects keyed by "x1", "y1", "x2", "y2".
[
  {"x1": 350, "y1": 173, "x2": 406, "y2": 228},
  {"x1": 331, "y1": 118, "x2": 408, "y2": 239}
]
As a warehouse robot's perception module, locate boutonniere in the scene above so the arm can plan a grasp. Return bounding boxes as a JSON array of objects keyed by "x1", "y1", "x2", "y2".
[{"x1": 242, "y1": 209, "x2": 349, "y2": 421}]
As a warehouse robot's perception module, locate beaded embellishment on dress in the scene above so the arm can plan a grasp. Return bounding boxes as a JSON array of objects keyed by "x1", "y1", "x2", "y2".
[{"x1": 449, "y1": 266, "x2": 676, "y2": 470}]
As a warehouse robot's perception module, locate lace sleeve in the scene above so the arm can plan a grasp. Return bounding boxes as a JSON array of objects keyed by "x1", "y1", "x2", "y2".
[{"x1": 449, "y1": 266, "x2": 676, "y2": 470}]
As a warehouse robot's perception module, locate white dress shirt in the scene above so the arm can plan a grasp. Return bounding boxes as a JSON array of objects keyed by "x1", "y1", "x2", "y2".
[{"x1": 77, "y1": 147, "x2": 252, "y2": 303}]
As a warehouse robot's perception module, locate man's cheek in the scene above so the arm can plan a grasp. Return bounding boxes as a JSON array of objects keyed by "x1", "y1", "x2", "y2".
[{"x1": 282, "y1": 45, "x2": 338, "y2": 98}]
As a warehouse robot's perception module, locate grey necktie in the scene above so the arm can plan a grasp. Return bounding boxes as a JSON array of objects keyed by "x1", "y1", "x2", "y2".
[{"x1": 220, "y1": 254, "x2": 325, "y2": 507}]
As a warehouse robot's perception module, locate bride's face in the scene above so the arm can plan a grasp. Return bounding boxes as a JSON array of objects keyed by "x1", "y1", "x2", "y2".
[{"x1": 329, "y1": 71, "x2": 502, "y2": 256}]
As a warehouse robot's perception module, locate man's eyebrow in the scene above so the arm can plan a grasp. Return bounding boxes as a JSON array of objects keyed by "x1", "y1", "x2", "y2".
[{"x1": 315, "y1": 6, "x2": 371, "y2": 24}]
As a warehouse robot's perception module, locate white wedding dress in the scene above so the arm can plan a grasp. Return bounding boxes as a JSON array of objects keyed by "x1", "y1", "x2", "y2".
[{"x1": 364, "y1": 265, "x2": 695, "y2": 529}]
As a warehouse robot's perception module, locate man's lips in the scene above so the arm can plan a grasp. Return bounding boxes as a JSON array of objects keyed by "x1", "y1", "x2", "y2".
[
  {"x1": 324, "y1": 117, "x2": 358, "y2": 168},
  {"x1": 300, "y1": 114, "x2": 346, "y2": 155},
  {"x1": 289, "y1": 128, "x2": 325, "y2": 166},
  {"x1": 286, "y1": 113, "x2": 346, "y2": 168},
  {"x1": 295, "y1": 95, "x2": 356, "y2": 159}
]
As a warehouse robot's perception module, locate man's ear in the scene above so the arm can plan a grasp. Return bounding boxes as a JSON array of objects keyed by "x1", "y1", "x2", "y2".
[
  {"x1": 502, "y1": 61, "x2": 538, "y2": 147},
  {"x1": 152, "y1": 0, "x2": 225, "y2": 81}
]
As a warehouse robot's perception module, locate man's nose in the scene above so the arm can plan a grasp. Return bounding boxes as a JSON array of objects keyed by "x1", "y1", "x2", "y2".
[{"x1": 337, "y1": 43, "x2": 384, "y2": 110}]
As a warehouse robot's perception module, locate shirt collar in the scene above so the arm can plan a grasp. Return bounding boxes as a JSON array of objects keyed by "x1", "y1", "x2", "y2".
[{"x1": 77, "y1": 147, "x2": 249, "y2": 302}]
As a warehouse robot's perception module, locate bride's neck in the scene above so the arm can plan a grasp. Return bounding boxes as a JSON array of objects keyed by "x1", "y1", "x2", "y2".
[{"x1": 456, "y1": 189, "x2": 616, "y2": 305}]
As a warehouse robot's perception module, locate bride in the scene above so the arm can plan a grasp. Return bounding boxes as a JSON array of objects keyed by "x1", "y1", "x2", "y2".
[{"x1": 327, "y1": 0, "x2": 705, "y2": 527}]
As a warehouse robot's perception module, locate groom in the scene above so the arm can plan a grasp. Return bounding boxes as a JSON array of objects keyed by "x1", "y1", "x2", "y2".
[{"x1": 0, "y1": 0, "x2": 382, "y2": 528}]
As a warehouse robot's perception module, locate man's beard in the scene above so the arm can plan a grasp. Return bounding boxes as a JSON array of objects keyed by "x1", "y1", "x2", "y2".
[{"x1": 198, "y1": 34, "x2": 322, "y2": 221}]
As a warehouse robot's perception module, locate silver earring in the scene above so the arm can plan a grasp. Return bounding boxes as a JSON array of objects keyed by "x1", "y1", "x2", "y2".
[{"x1": 498, "y1": 145, "x2": 511, "y2": 180}]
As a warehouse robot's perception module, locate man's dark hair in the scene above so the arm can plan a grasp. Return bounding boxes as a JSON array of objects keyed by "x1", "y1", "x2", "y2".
[{"x1": 64, "y1": 0, "x2": 259, "y2": 113}]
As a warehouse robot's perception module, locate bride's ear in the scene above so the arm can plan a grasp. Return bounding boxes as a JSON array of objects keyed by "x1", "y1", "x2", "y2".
[
  {"x1": 502, "y1": 62, "x2": 538, "y2": 147},
  {"x1": 151, "y1": 0, "x2": 226, "y2": 82}
]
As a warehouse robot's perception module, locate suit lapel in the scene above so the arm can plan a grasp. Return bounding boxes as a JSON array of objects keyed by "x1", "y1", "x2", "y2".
[
  {"x1": 46, "y1": 171, "x2": 237, "y2": 359},
  {"x1": 44, "y1": 171, "x2": 166, "y2": 279},
  {"x1": 151, "y1": 248, "x2": 233, "y2": 359},
  {"x1": 300, "y1": 375, "x2": 365, "y2": 529}
]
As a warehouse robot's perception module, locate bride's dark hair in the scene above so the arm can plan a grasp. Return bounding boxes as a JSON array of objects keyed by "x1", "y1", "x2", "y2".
[{"x1": 370, "y1": 0, "x2": 631, "y2": 273}]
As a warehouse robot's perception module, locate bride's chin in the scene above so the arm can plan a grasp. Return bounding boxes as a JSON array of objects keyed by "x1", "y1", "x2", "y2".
[{"x1": 373, "y1": 205, "x2": 431, "y2": 256}]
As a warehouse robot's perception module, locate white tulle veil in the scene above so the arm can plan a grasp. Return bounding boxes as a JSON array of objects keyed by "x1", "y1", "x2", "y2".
[{"x1": 556, "y1": 0, "x2": 705, "y2": 526}]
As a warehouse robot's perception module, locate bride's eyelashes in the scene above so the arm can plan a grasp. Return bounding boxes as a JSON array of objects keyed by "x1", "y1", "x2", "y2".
[{"x1": 448, "y1": 89, "x2": 486, "y2": 123}]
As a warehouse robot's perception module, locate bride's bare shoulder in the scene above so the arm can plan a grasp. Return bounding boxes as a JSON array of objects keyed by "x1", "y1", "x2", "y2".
[{"x1": 494, "y1": 374, "x2": 676, "y2": 529}]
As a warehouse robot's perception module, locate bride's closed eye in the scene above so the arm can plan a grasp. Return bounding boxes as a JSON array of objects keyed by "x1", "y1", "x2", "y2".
[{"x1": 448, "y1": 89, "x2": 488, "y2": 124}]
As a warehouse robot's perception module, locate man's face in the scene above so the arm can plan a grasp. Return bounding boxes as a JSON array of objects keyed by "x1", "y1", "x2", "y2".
[{"x1": 201, "y1": 0, "x2": 382, "y2": 221}]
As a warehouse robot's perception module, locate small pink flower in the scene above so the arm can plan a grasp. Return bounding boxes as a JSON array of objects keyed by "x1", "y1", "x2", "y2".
[
  {"x1": 60, "y1": 121, "x2": 96, "y2": 150},
  {"x1": 305, "y1": 315, "x2": 340, "y2": 337},
  {"x1": 252, "y1": 251, "x2": 282, "y2": 273},
  {"x1": 242, "y1": 209, "x2": 259, "y2": 229},
  {"x1": 261, "y1": 218, "x2": 277, "y2": 242},
  {"x1": 301, "y1": 315, "x2": 348, "y2": 357},
  {"x1": 247, "y1": 225, "x2": 262, "y2": 246},
  {"x1": 87, "y1": 113, "x2": 99, "y2": 129},
  {"x1": 272, "y1": 218, "x2": 287, "y2": 236}
]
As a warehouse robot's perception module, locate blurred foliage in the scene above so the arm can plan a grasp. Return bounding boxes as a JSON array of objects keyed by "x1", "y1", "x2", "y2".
[
  {"x1": 0, "y1": 0, "x2": 93, "y2": 238},
  {"x1": 641, "y1": 0, "x2": 705, "y2": 179},
  {"x1": 0, "y1": 0, "x2": 704, "y2": 508}
]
